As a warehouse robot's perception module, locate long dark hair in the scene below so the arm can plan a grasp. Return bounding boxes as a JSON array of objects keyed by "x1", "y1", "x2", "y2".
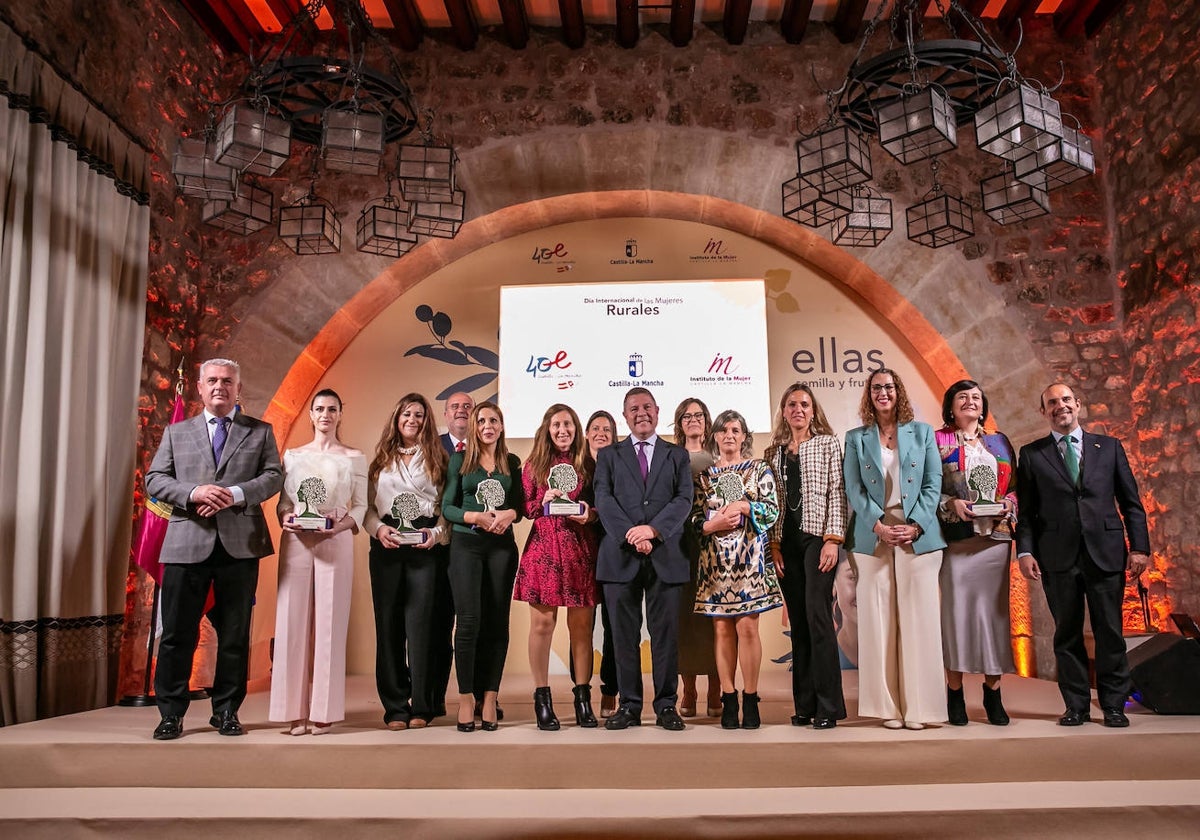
[
  {"x1": 461, "y1": 401, "x2": 512, "y2": 476},
  {"x1": 369, "y1": 393, "x2": 447, "y2": 486},
  {"x1": 526, "y1": 403, "x2": 589, "y2": 487},
  {"x1": 672, "y1": 397, "x2": 712, "y2": 447}
]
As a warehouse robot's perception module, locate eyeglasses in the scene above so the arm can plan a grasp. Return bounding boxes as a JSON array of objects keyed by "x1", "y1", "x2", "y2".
[
  {"x1": 870, "y1": 384, "x2": 896, "y2": 393},
  {"x1": 680, "y1": 412, "x2": 705, "y2": 422}
]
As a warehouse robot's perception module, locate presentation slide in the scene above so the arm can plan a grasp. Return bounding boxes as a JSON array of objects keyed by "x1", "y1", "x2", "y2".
[{"x1": 499, "y1": 280, "x2": 771, "y2": 438}]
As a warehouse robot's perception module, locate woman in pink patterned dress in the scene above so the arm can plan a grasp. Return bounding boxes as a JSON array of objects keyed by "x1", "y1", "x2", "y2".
[{"x1": 515, "y1": 403, "x2": 600, "y2": 731}]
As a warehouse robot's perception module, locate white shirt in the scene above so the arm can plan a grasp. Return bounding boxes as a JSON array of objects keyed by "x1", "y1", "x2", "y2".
[
  {"x1": 194, "y1": 409, "x2": 245, "y2": 506},
  {"x1": 364, "y1": 448, "x2": 449, "y2": 544},
  {"x1": 631, "y1": 433, "x2": 659, "y2": 472}
]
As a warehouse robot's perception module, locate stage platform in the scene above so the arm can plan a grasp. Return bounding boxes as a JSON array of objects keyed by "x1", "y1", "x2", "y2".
[{"x1": 2, "y1": 671, "x2": 1199, "y2": 838}]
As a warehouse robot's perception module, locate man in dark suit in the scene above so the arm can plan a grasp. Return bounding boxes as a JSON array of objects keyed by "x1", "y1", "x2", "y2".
[
  {"x1": 432, "y1": 390, "x2": 474, "y2": 718},
  {"x1": 439, "y1": 391, "x2": 474, "y2": 455},
  {"x1": 145, "y1": 359, "x2": 282, "y2": 740},
  {"x1": 594, "y1": 387, "x2": 693, "y2": 730},
  {"x1": 1016, "y1": 383, "x2": 1150, "y2": 728}
]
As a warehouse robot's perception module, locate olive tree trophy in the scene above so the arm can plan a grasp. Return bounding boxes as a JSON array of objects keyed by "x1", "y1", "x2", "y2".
[{"x1": 544, "y1": 463, "x2": 584, "y2": 516}]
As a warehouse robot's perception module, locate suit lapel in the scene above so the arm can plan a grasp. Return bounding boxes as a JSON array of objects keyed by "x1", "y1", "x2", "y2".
[
  {"x1": 617, "y1": 438, "x2": 643, "y2": 486},
  {"x1": 1038, "y1": 434, "x2": 1072, "y2": 484},
  {"x1": 863, "y1": 427, "x2": 883, "y2": 484},
  {"x1": 645, "y1": 439, "x2": 676, "y2": 493}
]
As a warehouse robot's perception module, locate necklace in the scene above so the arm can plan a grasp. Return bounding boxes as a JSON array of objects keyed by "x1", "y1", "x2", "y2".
[
  {"x1": 398, "y1": 444, "x2": 419, "y2": 456},
  {"x1": 960, "y1": 428, "x2": 981, "y2": 442},
  {"x1": 782, "y1": 451, "x2": 803, "y2": 513}
]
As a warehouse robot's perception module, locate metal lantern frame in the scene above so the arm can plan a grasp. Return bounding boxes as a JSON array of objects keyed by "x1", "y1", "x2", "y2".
[
  {"x1": 981, "y1": 166, "x2": 1051, "y2": 225},
  {"x1": 796, "y1": 125, "x2": 873, "y2": 194},
  {"x1": 408, "y1": 190, "x2": 466, "y2": 239},
  {"x1": 322, "y1": 108, "x2": 387, "y2": 175},
  {"x1": 974, "y1": 81, "x2": 1065, "y2": 163},
  {"x1": 172, "y1": 136, "x2": 237, "y2": 200},
  {"x1": 1014, "y1": 120, "x2": 1095, "y2": 189},
  {"x1": 213, "y1": 103, "x2": 293, "y2": 177},
  {"x1": 782, "y1": 176, "x2": 852, "y2": 229},
  {"x1": 877, "y1": 85, "x2": 958, "y2": 165},
  {"x1": 832, "y1": 188, "x2": 893, "y2": 247},
  {"x1": 279, "y1": 187, "x2": 342, "y2": 255},
  {"x1": 202, "y1": 181, "x2": 274, "y2": 235}
]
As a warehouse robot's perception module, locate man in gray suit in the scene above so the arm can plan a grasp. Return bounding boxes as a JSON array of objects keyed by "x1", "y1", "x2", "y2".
[
  {"x1": 146, "y1": 359, "x2": 282, "y2": 740},
  {"x1": 594, "y1": 388, "x2": 693, "y2": 731}
]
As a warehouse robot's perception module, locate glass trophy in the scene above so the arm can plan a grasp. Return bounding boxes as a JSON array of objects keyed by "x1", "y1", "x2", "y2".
[
  {"x1": 545, "y1": 463, "x2": 584, "y2": 516},
  {"x1": 390, "y1": 492, "x2": 426, "y2": 545},
  {"x1": 294, "y1": 477, "x2": 333, "y2": 530},
  {"x1": 706, "y1": 471, "x2": 746, "y2": 527},
  {"x1": 967, "y1": 464, "x2": 1005, "y2": 517}
]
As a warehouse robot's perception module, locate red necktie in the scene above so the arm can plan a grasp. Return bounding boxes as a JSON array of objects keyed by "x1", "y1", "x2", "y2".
[{"x1": 456, "y1": 441, "x2": 465, "y2": 452}]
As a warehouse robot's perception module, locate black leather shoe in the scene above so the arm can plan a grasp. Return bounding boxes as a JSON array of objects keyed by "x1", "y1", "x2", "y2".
[
  {"x1": 983, "y1": 683, "x2": 1010, "y2": 726},
  {"x1": 456, "y1": 721, "x2": 476, "y2": 733},
  {"x1": 720, "y1": 691, "x2": 740, "y2": 730},
  {"x1": 741, "y1": 692, "x2": 761, "y2": 730},
  {"x1": 209, "y1": 711, "x2": 245, "y2": 736},
  {"x1": 533, "y1": 686, "x2": 560, "y2": 731},
  {"x1": 604, "y1": 707, "x2": 642, "y2": 730},
  {"x1": 813, "y1": 717, "x2": 837, "y2": 730},
  {"x1": 153, "y1": 716, "x2": 183, "y2": 740},
  {"x1": 790, "y1": 714, "x2": 812, "y2": 727},
  {"x1": 1101, "y1": 707, "x2": 1130, "y2": 728},
  {"x1": 655, "y1": 706, "x2": 686, "y2": 731},
  {"x1": 1058, "y1": 709, "x2": 1091, "y2": 726}
]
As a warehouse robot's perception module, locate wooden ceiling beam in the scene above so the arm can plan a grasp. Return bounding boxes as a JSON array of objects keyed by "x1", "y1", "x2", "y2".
[
  {"x1": 671, "y1": 0, "x2": 696, "y2": 47},
  {"x1": 499, "y1": 0, "x2": 531, "y2": 48},
  {"x1": 780, "y1": 0, "x2": 815, "y2": 44},
  {"x1": 995, "y1": 0, "x2": 1042, "y2": 41},
  {"x1": 722, "y1": 0, "x2": 751, "y2": 46},
  {"x1": 616, "y1": 0, "x2": 639, "y2": 49},
  {"x1": 960, "y1": 0, "x2": 991, "y2": 18},
  {"x1": 381, "y1": 0, "x2": 423, "y2": 50},
  {"x1": 557, "y1": 0, "x2": 585, "y2": 49},
  {"x1": 442, "y1": 0, "x2": 479, "y2": 50},
  {"x1": 1083, "y1": 0, "x2": 1128, "y2": 37},
  {"x1": 176, "y1": 0, "x2": 247, "y2": 55},
  {"x1": 1054, "y1": 0, "x2": 1102, "y2": 38},
  {"x1": 832, "y1": 0, "x2": 870, "y2": 44}
]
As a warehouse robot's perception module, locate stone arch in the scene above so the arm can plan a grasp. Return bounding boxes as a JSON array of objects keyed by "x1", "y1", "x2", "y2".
[{"x1": 261, "y1": 189, "x2": 973, "y2": 440}]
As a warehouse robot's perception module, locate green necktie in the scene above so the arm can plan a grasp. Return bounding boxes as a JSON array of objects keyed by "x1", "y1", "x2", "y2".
[{"x1": 1062, "y1": 435, "x2": 1080, "y2": 485}]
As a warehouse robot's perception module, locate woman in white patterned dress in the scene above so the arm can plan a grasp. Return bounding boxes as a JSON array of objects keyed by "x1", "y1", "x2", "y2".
[{"x1": 691, "y1": 409, "x2": 781, "y2": 730}]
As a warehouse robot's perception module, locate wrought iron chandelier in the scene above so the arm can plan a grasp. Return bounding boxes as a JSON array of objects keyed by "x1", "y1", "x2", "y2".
[
  {"x1": 783, "y1": 0, "x2": 1095, "y2": 249},
  {"x1": 171, "y1": 0, "x2": 464, "y2": 255}
]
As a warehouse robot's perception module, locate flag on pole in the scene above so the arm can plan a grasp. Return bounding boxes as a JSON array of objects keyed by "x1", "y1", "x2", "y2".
[{"x1": 131, "y1": 367, "x2": 186, "y2": 585}]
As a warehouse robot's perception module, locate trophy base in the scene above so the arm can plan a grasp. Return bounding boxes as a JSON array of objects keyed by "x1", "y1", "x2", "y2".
[
  {"x1": 969, "y1": 503, "x2": 1005, "y2": 517},
  {"x1": 294, "y1": 516, "x2": 332, "y2": 531},
  {"x1": 395, "y1": 529, "x2": 426, "y2": 545},
  {"x1": 545, "y1": 501, "x2": 585, "y2": 516}
]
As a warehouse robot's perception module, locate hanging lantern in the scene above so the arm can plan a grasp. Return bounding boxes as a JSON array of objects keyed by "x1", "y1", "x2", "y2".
[
  {"x1": 172, "y1": 137, "x2": 237, "y2": 199},
  {"x1": 322, "y1": 109, "x2": 386, "y2": 175},
  {"x1": 397, "y1": 143, "x2": 457, "y2": 203},
  {"x1": 906, "y1": 190, "x2": 974, "y2": 248},
  {"x1": 408, "y1": 190, "x2": 465, "y2": 239},
  {"x1": 782, "y1": 176, "x2": 851, "y2": 228},
  {"x1": 202, "y1": 181, "x2": 274, "y2": 235},
  {"x1": 1014, "y1": 123, "x2": 1095, "y2": 190},
  {"x1": 357, "y1": 194, "x2": 418, "y2": 257},
  {"x1": 214, "y1": 103, "x2": 292, "y2": 176},
  {"x1": 796, "y1": 126, "x2": 872, "y2": 194},
  {"x1": 832, "y1": 188, "x2": 893, "y2": 247},
  {"x1": 981, "y1": 167, "x2": 1050, "y2": 225},
  {"x1": 876, "y1": 87, "x2": 957, "y2": 165},
  {"x1": 974, "y1": 83, "x2": 1064, "y2": 163},
  {"x1": 279, "y1": 192, "x2": 341, "y2": 254}
]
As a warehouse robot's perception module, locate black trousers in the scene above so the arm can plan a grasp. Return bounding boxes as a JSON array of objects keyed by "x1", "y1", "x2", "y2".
[
  {"x1": 368, "y1": 537, "x2": 446, "y2": 723},
  {"x1": 778, "y1": 529, "x2": 846, "y2": 720},
  {"x1": 448, "y1": 529, "x2": 518, "y2": 696},
  {"x1": 429, "y1": 549, "x2": 455, "y2": 714},
  {"x1": 155, "y1": 541, "x2": 258, "y2": 718},
  {"x1": 598, "y1": 598, "x2": 618, "y2": 696},
  {"x1": 603, "y1": 560, "x2": 681, "y2": 715},
  {"x1": 1040, "y1": 549, "x2": 1131, "y2": 712}
]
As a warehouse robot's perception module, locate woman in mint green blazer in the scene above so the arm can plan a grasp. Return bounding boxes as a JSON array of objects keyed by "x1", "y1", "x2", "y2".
[{"x1": 843, "y1": 368, "x2": 946, "y2": 731}]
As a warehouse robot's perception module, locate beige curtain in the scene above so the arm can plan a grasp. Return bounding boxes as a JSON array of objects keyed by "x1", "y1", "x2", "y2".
[{"x1": 0, "y1": 21, "x2": 150, "y2": 724}]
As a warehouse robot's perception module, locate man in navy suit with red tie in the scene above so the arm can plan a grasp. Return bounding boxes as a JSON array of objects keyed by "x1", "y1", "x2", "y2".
[
  {"x1": 594, "y1": 388, "x2": 693, "y2": 731},
  {"x1": 1016, "y1": 383, "x2": 1150, "y2": 728}
]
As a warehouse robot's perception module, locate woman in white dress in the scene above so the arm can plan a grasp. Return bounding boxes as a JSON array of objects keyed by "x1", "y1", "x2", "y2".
[{"x1": 270, "y1": 388, "x2": 367, "y2": 735}]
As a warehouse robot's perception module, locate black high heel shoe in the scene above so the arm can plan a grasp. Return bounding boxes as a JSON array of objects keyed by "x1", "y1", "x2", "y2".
[
  {"x1": 457, "y1": 720, "x2": 476, "y2": 733},
  {"x1": 533, "y1": 686, "x2": 560, "y2": 731},
  {"x1": 741, "y1": 691, "x2": 761, "y2": 730},
  {"x1": 573, "y1": 684, "x2": 598, "y2": 728}
]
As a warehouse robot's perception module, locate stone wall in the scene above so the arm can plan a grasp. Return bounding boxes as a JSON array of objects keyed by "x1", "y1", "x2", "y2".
[
  {"x1": 1099, "y1": 0, "x2": 1200, "y2": 627},
  {"x1": 10, "y1": 0, "x2": 1194, "y2": 686}
]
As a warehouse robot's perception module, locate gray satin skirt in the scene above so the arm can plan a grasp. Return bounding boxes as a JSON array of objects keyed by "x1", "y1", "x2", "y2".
[{"x1": 939, "y1": 535, "x2": 1015, "y2": 676}]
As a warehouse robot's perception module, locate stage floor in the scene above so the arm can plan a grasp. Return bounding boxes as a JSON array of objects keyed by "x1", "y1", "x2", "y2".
[{"x1": 2, "y1": 672, "x2": 1199, "y2": 838}]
